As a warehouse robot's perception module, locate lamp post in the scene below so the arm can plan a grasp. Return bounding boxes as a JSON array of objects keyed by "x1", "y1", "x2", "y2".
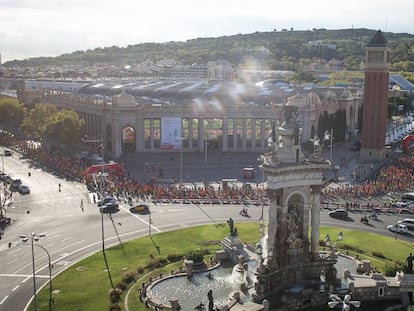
[
  {"x1": 83, "y1": 136, "x2": 114, "y2": 288},
  {"x1": 19, "y1": 232, "x2": 46, "y2": 311},
  {"x1": 204, "y1": 135, "x2": 208, "y2": 167},
  {"x1": 1, "y1": 153, "x2": 4, "y2": 172}
]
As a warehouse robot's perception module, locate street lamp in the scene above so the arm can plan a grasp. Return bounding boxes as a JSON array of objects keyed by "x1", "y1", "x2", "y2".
[
  {"x1": 204, "y1": 135, "x2": 208, "y2": 167},
  {"x1": 19, "y1": 232, "x2": 46, "y2": 311},
  {"x1": 82, "y1": 137, "x2": 114, "y2": 288}
]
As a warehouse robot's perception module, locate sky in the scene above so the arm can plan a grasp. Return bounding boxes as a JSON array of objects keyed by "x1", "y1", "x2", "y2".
[{"x1": 1, "y1": 0, "x2": 413, "y2": 63}]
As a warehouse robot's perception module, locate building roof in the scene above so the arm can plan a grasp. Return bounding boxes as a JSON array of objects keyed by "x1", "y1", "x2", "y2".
[
  {"x1": 390, "y1": 75, "x2": 414, "y2": 91},
  {"x1": 367, "y1": 30, "x2": 388, "y2": 47}
]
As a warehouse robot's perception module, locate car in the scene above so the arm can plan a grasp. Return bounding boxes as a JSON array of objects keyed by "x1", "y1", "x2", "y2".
[
  {"x1": 387, "y1": 224, "x2": 408, "y2": 234},
  {"x1": 350, "y1": 141, "x2": 361, "y2": 151},
  {"x1": 18, "y1": 185, "x2": 30, "y2": 194},
  {"x1": 99, "y1": 203, "x2": 119, "y2": 214},
  {"x1": 328, "y1": 209, "x2": 349, "y2": 219},
  {"x1": 3, "y1": 149, "x2": 12, "y2": 156},
  {"x1": 394, "y1": 201, "x2": 407, "y2": 208},
  {"x1": 129, "y1": 204, "x2": 150, "y2": 214},
  {"x1": 397, "y1": 219, "x2": 414, "y2": 230},
  {"x1": 402, "y1": 193, "x2": 414, "y2": 202},
  {"x1": 97, "y1": 196, "x2": 116, "y2": 207},
  {"x1": 3, "y1": 175, "x2": 13, "y2": 184}
]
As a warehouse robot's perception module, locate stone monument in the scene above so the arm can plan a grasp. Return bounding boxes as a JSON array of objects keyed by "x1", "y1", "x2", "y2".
[{"x1": 253, "y1": 102, "x2": 337, "y2": 309}]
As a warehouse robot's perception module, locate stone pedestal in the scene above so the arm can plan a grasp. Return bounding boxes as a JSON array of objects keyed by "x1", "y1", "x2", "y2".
[{"x1": 400, "y1": 273, "x2": 414, "y2": 306}]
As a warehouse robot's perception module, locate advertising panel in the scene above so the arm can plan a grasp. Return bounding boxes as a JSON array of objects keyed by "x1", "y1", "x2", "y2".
[{"x1": 161, "y1": 118, "x2": 181, "y2": 150}]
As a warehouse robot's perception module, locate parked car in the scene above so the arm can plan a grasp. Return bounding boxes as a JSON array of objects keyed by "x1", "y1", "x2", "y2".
[
  {"x1": 3, "y1": 149, "x2": 12, "y2": 156},
  {"x1": 18, "y1": 185, "x2": 30, "y2": 194},
  {"x1": 97, "y1": 196, "x2": 116, "y2": 207},
  {"x1": 129, "y1": 203, "x2": 150, "y2": 214},
  {"x1": 387, "y1": 224, "x2": 408, "y2": 234},
  {"x1": 99, "y1": 203, "x2": 119, "y2": 214},
  {"x1": 328, "y1": 209, "x2": 349, "y2": 219}
]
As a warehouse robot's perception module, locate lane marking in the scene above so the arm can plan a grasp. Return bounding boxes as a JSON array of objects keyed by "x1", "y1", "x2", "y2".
[
  {"x1": 0, "y1": 295, "x2": 8, "y2": 304},
  {"x1": 12, "y1": 285, "x2": 19, "y2": 292}
]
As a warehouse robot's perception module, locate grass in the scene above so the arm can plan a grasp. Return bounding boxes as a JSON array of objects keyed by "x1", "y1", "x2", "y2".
[{"x1": 32, "y1": 223, "x2": 414, "y2": 311}]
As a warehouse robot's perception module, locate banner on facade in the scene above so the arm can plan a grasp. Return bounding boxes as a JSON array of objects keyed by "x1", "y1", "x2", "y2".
[{"x1": 161, "y1": 118, "x2": 182, "y2": 150}]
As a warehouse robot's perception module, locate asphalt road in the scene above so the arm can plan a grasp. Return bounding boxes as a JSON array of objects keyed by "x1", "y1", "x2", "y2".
[{"x1": 0, "y1": 148, "x2": 413, "y2": 311}]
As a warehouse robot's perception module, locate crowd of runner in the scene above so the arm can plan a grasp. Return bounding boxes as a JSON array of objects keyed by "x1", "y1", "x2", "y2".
[
  {"x1": 2, "y1": 130, "x2": 414, "y2": 205},
  {"x1": 321, "y1": 150, "x2": 414, "y2": 202}
]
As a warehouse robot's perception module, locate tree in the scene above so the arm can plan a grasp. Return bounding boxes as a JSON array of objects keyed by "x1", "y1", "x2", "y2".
[
  {"x1": 0, "y1": 98, "x2": 27, "y2": 127},
  {"x1": 43, "y1": 109, "x2": 85, "y2": 145},
  {"x1": 21, "y1": 103, "x2": 57, "y2": 139}
]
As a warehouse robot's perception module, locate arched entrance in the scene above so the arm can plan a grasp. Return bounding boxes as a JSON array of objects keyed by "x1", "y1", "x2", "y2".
[
  {"x1": 122, "y1": 126, "x2": 136, "y2": 152},
  {"x1": 403, "y1": 135, "x2": 414, "y2": 153}
]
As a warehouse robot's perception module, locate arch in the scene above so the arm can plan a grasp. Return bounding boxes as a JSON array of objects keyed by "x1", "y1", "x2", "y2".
[
  {"x1": 122, "y1": 126, "x2": 136, "y2": 152},
  {"x1": 83, "y1": 162, "x2": 123, "y2": 179},
  {"x1": 403, "y1": 135, "x2": 414, "y2": 153},
  {"x1": 285, "y1": 191, "x2": 306, "y2": 245}
]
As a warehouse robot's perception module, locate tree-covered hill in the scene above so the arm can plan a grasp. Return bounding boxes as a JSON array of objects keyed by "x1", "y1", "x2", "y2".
[{"x1": 5, "y1": 28, "x2": 414, "y2": 71}]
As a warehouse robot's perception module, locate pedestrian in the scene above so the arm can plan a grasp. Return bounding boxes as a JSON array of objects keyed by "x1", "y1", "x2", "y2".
[
  {"x1": 58, "y1": 183, "x2": 61, "y2": 192},
  {"x1": 80, "y1": 199, "x2": 84, "y2": 212}
]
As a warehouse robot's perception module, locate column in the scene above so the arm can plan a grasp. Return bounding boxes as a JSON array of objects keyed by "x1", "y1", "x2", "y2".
[
  {"x1": 136, "y1": 118, "x2": 145, "y2": 151},
  {"x1": 242, "y1": 118, "x2": 247, "y2": 149},
  {"x1": 260, "y1": 119, "x2": 266, "y2": 148},
  {"x1": 188, "y1": 118, "x2": 193, "y2": 149},
  {"x1": 198, "y1": 118, "x2": 205, "y2": 152},
  {"x1": 233, "y1": 120, "x2": 237, "y2": 149},
  {"x1": 222, "y1": 117, "x2": 228, "y2": 152},
  {"x1": 252, "y1": 118, "x2": 257, "y2": 149},
  {"x1": 266, "y1": 189, "x2": 279, "y2": 268},
  {"x1": 311, "y1": 185, "x2": 321, "y2": 257},
  {"x1": 150, "y1": 118, "x2": 154, "y2": 151}
]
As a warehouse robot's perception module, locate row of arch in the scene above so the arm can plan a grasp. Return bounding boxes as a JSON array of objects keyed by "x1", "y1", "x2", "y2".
[{"x1": 108, "y1": 110, "x2": 360, "y2": 153}]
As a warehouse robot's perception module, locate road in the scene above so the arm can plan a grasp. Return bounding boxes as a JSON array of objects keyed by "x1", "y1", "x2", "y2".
[{"x1": 0, "y1": 148, "x2": 413, "y2": 311}]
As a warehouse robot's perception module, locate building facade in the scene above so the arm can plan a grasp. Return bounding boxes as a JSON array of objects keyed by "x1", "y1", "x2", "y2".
[{"x1": 18, "y1": 79, "x2": 362, "y2": 159}]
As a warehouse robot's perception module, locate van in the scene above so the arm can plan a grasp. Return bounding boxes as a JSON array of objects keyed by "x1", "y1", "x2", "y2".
[
  {"x1": 402, "y1": 193, "x2": 414, "y2": 201},
  {"x1": 397, "y1": 218, "x2": 414, "y2": 230}
]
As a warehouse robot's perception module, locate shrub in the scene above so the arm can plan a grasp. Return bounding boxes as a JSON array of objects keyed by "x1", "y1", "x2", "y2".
[
  {"x1": 372, "y1": 251, "x2": 386, "y2": 259},
  {"x1": 137, "y1": 266, "x2": 145, "y2": 274},
  {"x1": 383, "y1": 262, "x2": 404, "y2": 277},
  {"x1": 115, "y1": 282, "x2": 128, "y2": 291},
  {"x1": 146, "y1": 256, "x2": 168, "y2": 270},
  {"x1": 185, "y1": 249, "x2": 206, "y2": 263},
  {"x1": 122, "y1": 271, "x2": 137, "y2": 284},
  {"x1": 167, "y1": 253, "x2": 184, "y2": 262}
]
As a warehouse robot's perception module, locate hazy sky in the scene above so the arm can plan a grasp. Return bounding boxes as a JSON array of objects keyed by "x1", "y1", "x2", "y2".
[{"x1": 1, "y1": 0, "x2": 412, "y2": 63}]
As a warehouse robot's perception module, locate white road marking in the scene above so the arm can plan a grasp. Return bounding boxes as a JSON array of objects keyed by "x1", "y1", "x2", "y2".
[
  {"x1": 12, "y1": 285, "x2": 19, "y2": 292},
  {"x1": 0, "y1": 295, "x2": 8, "y2": 304}
]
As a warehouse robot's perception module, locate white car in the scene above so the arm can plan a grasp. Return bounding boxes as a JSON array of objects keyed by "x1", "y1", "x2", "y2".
[
  {"x1": 387, "y1": 224, "x2": 408, "y2": 234},
  {"x1": 394, "y1": 202, "x2": 407, "y2": 208}
]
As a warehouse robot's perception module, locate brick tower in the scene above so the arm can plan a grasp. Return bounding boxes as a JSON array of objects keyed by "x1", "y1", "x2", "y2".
[{"x1": 360, "y1": 30, "x2": 391, "y2": 161}]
